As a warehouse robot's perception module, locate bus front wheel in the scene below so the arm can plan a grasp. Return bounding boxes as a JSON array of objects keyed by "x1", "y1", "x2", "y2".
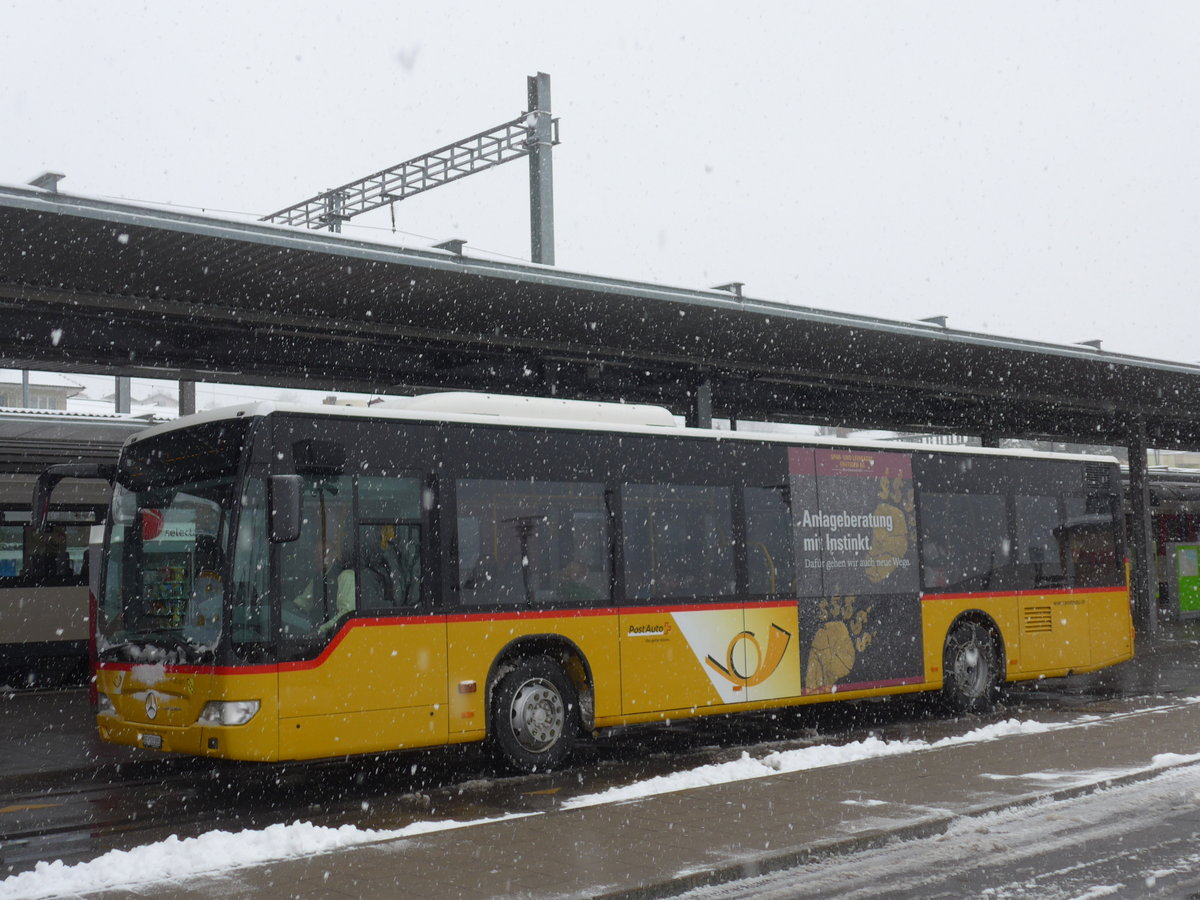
[
  {"x1": 490, "y1": 656, "x2": 579, "y2": 773},
  {"x1": 941, "y1": 620, "x2": 1000, "y2": 714}
]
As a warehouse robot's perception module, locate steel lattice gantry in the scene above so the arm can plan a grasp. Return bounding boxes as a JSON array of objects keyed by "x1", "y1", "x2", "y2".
[
  {"x1": 261, "y1": 72, "x2": 559, "y2": 250},
  {"x1": 261, "y1": 114, "x2": 559, "y2": 232}
]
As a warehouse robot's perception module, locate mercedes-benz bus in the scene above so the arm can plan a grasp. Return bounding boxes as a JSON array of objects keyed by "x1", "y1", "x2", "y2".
[{"x1": 35, "y1": 395, "x2": 1134, "y2": 771}]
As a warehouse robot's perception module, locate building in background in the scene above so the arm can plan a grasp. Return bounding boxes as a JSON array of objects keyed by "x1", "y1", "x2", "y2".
[{"x1": 0, "y1": 374, "x2": 85, "y2": 410}]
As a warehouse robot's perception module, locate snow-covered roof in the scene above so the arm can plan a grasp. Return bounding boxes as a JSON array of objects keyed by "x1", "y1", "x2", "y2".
[{"x1": 126, "y1": 395, "x2": 1119, "y2": 466}]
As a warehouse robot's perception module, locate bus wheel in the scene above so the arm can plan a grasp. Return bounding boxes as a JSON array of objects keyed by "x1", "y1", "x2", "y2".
[
  {"x1": 490, "y1": 656, "x2": 579, "y2": 773},
  {"x1": 941, "y1": 620, "x2": 1000, "y2": 714}
]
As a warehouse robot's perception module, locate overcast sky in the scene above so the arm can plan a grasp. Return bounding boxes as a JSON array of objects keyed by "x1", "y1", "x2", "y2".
[{"x1": 2, "y1": 1, "x2": 1198, "y2": 369}]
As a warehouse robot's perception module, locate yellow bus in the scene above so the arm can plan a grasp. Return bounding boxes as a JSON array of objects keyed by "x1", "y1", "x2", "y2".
[{"x1": 37, "y1": 395, "x2": 1134, "y2": 772}]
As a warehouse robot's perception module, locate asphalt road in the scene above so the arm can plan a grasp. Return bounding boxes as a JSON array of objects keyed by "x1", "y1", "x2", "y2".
[{"x1": 677, "y1": 759, "x2": 1200, "y2": 899}]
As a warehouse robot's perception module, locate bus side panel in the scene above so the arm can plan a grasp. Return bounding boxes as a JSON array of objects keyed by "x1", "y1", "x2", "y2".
[
  {"x1": 620, "y1": 605, "x2": 741, "y2": 714},
  {"x1": 202, "y1": 669, "x2": 280, "y2": 761},
  {"x1": 1017, "y1": 592, "x2": 1091, "y2": 672},
  {"x1": 743, "y1": 601, "x2": 803, "y2": 702},
  {"x1": 801, "y1": 592, "x2": 925, "y2": 695},
  {"x1": 277, "y1": 619, "x2": 448, "y2": 758},
  {"x1": 445, "y1": 612, "x2": 621, "y2": 735},
  {"x1": 279, "y1": 708, "x2": 451, "y2": 760},
  {"x1": 1086, "y1": 587, "x2": 1135, "y2": 669},
  {"x1": 920, "y1": 594, "x2": 1020, "y2": 683}
]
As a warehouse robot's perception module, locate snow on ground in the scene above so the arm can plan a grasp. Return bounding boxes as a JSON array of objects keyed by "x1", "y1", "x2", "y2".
[
  {"x1": 562, "y1": 717, "x2": 1057, "y2": 809},
  {"x1": 0, "y1": 814, "x2": 531, "y2": 900},
  {"x1": 0, "y1": 711, "x2": 1191, "y2": 899}
]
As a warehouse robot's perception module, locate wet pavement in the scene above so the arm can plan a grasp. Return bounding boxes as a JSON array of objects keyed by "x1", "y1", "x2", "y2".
[{"x1": 2, "y1": 622, "x2": 1199, "y2": 899}]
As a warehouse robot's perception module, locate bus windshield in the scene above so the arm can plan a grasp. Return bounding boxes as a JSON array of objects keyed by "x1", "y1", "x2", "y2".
[{"x1": 99, "y1": 420, "x2": 250, "y2": 663}]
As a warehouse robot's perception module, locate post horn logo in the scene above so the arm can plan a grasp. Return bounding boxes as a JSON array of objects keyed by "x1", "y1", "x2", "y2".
[{"x1": 705, "y1": 624, "x2": 792, "y2": 691}]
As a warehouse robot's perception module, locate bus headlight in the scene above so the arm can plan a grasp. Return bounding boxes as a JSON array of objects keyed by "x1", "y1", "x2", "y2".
[
  {"x1": 198, "y1": 700, "x2": 261, "y2": 726},
  {"x1": 97, "y1": 693, "x2": 115, "y2": 715}
]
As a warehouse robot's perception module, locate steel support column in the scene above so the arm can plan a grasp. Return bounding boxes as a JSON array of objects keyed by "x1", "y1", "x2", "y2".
[
  {"x1": 179, "y1": 379, "x2": 196, "y2": 416},
  {"x1": 115, "y1": 376, "x2": 131, "y2": 414},
  {"x1": 688, "y1": 379, "x2": 713, "y2": 429},
  {"x1": 1126, "y1": 416, "x2": 1158, "y2": 636},
  {"x1": 527, "y1": 72, "x2": 555, "y2": 265}
]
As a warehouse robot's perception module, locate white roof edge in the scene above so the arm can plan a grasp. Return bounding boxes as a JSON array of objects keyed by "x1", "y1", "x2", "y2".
[
  {"x1": 391, "y1": 392, "x2": 679, "y2": 428},
  {"x1": 124, "y1": 398, "x2": 1119, "y2": 465}
]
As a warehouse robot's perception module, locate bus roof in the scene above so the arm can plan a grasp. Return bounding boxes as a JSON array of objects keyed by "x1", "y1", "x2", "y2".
[{"x1": 122, "y1": 396, "x2": 1120, "y2": 466}]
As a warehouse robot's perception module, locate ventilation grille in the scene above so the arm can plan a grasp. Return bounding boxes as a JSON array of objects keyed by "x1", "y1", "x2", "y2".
[
  {"x1": 1023, "y1": 606, "x2": 1053, "y2": 633},
  {"x1": 1085, "y1": 463, "x2": 1112, "y2": 492}
]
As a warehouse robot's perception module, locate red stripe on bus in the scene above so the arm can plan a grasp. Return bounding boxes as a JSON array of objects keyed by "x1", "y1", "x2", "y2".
[
  {"x1": 805, "y1": 675, "x2": 924, "y2": 695},
  {"x1": 447, "y1": 607, "x2": 616, "y2": 623},
  {"x1": 618, "y1": 602, "x2": 742, "y2": 615},
  {"x1": 447, "y1": 599, "x2": 797, "y2": 623},
  {"x1": 921, "y1": 585, "x2": 1127, "y2": 602}
]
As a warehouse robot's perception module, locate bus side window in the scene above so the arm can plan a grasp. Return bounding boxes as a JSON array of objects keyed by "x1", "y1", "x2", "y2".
[
  {"x1": 357, "y1": 476, "x2": 424, "y2": 610},
  {"x1": 920, "y1": 491, "x2": 1009, "y2": 593},
  {"x1": 1062, "y1": 495, "x2": 1124, "y2": 588},
  {"x1": 744, "y1": 485, "x2": 795, "y2": 596},
  {"x1": 622, "y1": 484, "x2": 735, "y2": 601},
  {"x1": 1014, "y1": 494, "x2": 1064, "y2": 589},
  {"x1": 279, "y1": 475, "x2": 356, "y2": 639},
  {"x1": 456, "y1": 479, "x2": 610, "y2": 607},
  {"x1": 359, "y1": 523, "x2": 421, "y2": 608}
]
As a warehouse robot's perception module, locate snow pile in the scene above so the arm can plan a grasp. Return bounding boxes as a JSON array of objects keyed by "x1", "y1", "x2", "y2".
[
  {"x1": 130, "y1": 662, "x2": 167, "y2": 685},
  {"x1": 0, "y1": 815, "x2": 528, "y2": 900},
  {"x1": 1150, "y1": 751, "x2": 1200, "y2": 767},
  {"x1": 980, "y1": 749, "x2": 1200, "y2": 787},
  {"x1": 564, "y1": 718, "x2": 1060, "y2": 809}
]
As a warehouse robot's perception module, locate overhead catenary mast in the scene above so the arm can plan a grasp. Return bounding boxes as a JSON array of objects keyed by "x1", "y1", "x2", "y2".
[{"x1": 262, "y1": 72, "x2": 559, "y2": 264}]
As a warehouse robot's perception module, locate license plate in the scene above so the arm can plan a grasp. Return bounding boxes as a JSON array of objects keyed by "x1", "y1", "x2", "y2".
[{"x1": 141, "y1": 733, "x2": 163, "y2": 750}]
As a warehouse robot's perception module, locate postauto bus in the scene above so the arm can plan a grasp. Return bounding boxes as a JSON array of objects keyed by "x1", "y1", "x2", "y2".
[{"x1": 36, "y1": 395, "x2": 1134, "y2": 772}]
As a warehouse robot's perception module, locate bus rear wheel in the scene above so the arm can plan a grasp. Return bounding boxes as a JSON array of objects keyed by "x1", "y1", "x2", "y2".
[
  {"x1": 490, "y1": 656, "x2": 579, "y2": 773},
  {"x1": 941, "y1": 620, "x2": 1000, "y2": 714}
]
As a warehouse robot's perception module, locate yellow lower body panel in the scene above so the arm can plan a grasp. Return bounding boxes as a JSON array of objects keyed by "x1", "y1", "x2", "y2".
[{"x1": 278, "y1": 705, "x2": 449, "y2": 760}]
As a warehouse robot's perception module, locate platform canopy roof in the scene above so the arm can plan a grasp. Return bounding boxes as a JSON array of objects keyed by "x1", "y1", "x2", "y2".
[
  {"x1": 0, "y1": 409, "x2": 159, "y2": 472},
  {"x1": 1, "y1": 182, "x2": 1198, "y2": 448}
]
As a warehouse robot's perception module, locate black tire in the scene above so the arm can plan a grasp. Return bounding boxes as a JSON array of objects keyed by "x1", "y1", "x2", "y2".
[
  {"x1": 941, "y1": 620, "x2": 1001, "y2": 714},
  {"x1": 489, "y1": 656, "x2": 579, "y2": 773}
]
